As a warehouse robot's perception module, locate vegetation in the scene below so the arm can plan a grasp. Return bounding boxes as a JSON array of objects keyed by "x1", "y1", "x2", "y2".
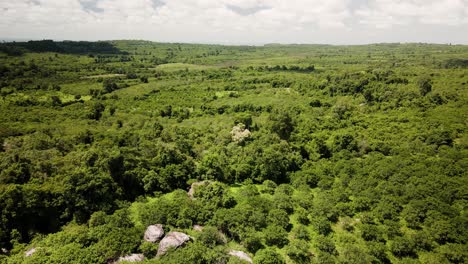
[{"x1": 0, "y1": 40, "x2": 467, "y2": 263}]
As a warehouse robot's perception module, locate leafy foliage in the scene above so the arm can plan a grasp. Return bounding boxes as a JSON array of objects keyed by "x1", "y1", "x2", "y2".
[{"x1": 0, "y1": 41, "x2": 467, "y2": 263}]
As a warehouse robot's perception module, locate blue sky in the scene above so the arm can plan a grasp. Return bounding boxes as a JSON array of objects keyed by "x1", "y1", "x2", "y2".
[{"x1": 1, "y1": 0, "x2": 467, "y2": 44}]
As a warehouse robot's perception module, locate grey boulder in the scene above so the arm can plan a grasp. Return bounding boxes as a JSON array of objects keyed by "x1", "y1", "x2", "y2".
[
  {"x1": 25, "y1": 248, "x2": 36, "y2": 257},
  {"x1": 157, "y1": 231, "x2": 191, "y2": 256},
  {"x1": 144, "y1": 224, "x2": 165, "y2": 243},
  {"x1": 228, "y1": 250, "x2": 253, "y2": 263},
  {"x1": 115, "y1": 254, "x2": 145, "y2": 263}
]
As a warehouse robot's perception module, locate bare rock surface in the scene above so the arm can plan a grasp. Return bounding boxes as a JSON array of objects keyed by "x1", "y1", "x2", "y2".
[
  {"x1": 144, "y1": 224, "x2": 165, "y2": 243},
  {"x1": 228, "y1": 250, "x2": 253, "y2": 263},
  {"x1": 157, "y1": 231, "x2": 190, "y2": 256},
  {"x1": 115, "y1": 254, "x2": 144, "y2": 263},
  {"x1": 25, "y1": 247, "x2": 36, "y2": 257}
]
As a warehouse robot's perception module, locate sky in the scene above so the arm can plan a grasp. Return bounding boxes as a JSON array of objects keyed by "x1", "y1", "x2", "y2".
[{"x1": 1, "y1": 0, "x2": 467, "y2": 45}]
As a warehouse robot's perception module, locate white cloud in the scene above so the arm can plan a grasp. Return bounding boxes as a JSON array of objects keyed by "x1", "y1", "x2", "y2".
[
  {"x1": 356, "y1": 0, "x2": 468, "y2": 28},
  {"x1": 0, "y1": 0, "x2": 467, "y2": 43}
]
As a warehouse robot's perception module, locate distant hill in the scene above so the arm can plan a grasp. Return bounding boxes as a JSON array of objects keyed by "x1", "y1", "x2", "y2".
[{"x1": 0, "y1": 40, "x2": 126, "y2": 56}]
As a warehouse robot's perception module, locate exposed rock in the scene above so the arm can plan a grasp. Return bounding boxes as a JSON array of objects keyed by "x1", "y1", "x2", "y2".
[
  {"x1": 231, "y1": 124, "x2": 251, "y2": 143},
  {"x1": 228, "y1": 250, "x2": 253, "y2": 263},
  {"x1": 115, "y1": 254, "x2": 144, "y2": 263},
  {"x1": 144, "y1": 224, "x2": 165, "y2": 243},
  {"x1": 157, "y1": 231, "x2": 191, "y2": 256},
  {"x1": 188, "y1": 181, "x2": 210, "y2": 199},
  {"x1": 25, "y1": 248, "x2": 36, "y2": 257},
  {"x1": 193, "y1": 225, "x2": 204, "y2": 232}
]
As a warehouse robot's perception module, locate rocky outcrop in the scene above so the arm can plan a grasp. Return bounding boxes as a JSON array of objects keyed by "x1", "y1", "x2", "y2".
[
  {"x1": 144, "y1": 224, "x2": 165, "y2": 243},
  {"x1": 228, "y1": 250, "x2": 252, "y2": 263},
  {"x1": 115, "y1": 254, "x2": 144, "y2": 263},
  {"x1": 156, "y1": 231, "x2": 190, "y2": 256},
  {"x1": 25, "y1": 248, "x2": 36, "y2": 257}
]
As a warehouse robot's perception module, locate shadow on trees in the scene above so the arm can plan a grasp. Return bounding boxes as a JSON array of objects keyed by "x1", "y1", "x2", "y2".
[{"x1": 0, "y1": 40, "x2": 127, "y2": 56}]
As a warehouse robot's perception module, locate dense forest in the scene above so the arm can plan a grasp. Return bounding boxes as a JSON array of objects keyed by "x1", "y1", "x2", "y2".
[{"x1": 0, "y1": 40, "x2": 467, "y2": 264}]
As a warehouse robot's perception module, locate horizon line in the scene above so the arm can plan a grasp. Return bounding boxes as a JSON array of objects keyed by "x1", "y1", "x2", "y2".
[{"x1": 1, "y1": 38, "x2": 465, "y2": 47}]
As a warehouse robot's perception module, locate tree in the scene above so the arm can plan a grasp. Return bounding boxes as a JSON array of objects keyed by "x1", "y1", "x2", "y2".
[
  {"x1": 360, "y1": 224, "x2": 382, "y2": 241},
  {"x1": 261, "y1": 180, "x2": 277, "y2": 194},
  {"x1": 314, "y1": 235, "x2": 337, "y2": 255},
  {"x1": 256, "y1": 141, "x2": 300, "y2": 183},
  {"x1": 139, "y1": 241, "x2": 158, "y2": 258},
  {"x1": 242, "y1": 231, "x2": 264, "y2": 253},
  {"x1": 267, "y1": 209, "x2": 290, "y2": 230},
  {"x1": 234, "y1": 113, "x2": 253, "y2": 129},
  {"x1": 269, "y1": 111, "x2": 294, "y2": 140},
  {"x1": 332, "y1": 98, "x2": 353, "y2": 119},
  {"x1": 50, "y1": 95, "x2": 62, "y2": 107},
  {"x1": 264, "y1": 225, "x2": 289, "y2": 247},
  {"x1": 197, "y1": 226, "x2": 226, "y2": 248},
  {"x1": 194, "y1": 182, "x2": 236, "y2": 210},
  {"x1": 293, "y1": 225, "x2": 310, "y2": 241},
  {"x1": 296, "y1": 208, "x2": 310, "y2": 225},
  {"x1": 417, "y1": 76, "x2": 432, "y2": 96},
  {"x1": 435, "y1": 243, "x2": 468, "y2": 264},
  {"x1": 103, "y1": 79, "x2": 118, "y2": 93},
  {"x1": 330, "y1": 132, "x2": 358, "y2": 153},
  {"x1": 197, "y1": 151, "x2": 228, "y2": 181},
  {"x1": 253, "y1": 248, "x2": 285, "y2": 264},
  {"x1": 389, "y1": 236, "x2": 416, "y2": 258},
  {"x1": 310, "y1": 216, "x2": 332, "y2": 236},
  {"x1": 87, "y1": 102, "x2": 105, "y2": 120},
  {"x1": 338, "y1": 244, "x2": 373, "y2": 264},
  {"x1": 366, "y1": 241, "x2": 390, "y2": 264},
  {"x1": 286, "y1": 240, "x2": 311, "y2": 263},
  {"x1": 363, "y1": 90, "x2": 373, "y2": 103},
  {"x1": 272, "y1": 193, "x2": 294, "y2": 214},
  {"x1": 64, "y1": 172, "x2": 119, "y2": 223}
]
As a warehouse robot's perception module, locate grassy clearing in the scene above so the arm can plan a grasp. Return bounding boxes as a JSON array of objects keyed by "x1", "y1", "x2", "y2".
[
  {"x1": 155, "y1": 63, "x2": 216, "y2": 72},
  {"x1": 81, "y1": 74, "x2": 125, "y2": 79}
]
